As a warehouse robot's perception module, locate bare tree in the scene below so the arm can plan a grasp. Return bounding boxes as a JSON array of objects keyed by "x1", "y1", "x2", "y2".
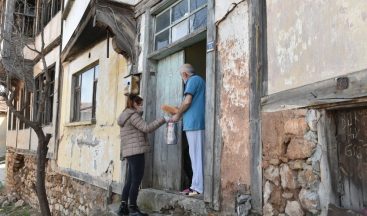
[{"x1": 0, "y1": 0, "x2": 54, "y2": 215}]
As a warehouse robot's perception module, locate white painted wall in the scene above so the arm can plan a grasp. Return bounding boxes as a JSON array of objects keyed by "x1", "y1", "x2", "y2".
[
  {"x1": 24, "y1": 12, "x2": 62, "y2": 60},
  {"x1": 62, "y1": 0, "x2": 90, "y2": 49}
]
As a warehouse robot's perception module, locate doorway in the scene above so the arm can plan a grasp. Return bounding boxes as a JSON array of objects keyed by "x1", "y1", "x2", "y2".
[
  {"x1": 334, "y1": 108, "x2": 367, "y2": 211},
  {"x1": 151, "y1": 40, "x2": 207, "y2": 193}
]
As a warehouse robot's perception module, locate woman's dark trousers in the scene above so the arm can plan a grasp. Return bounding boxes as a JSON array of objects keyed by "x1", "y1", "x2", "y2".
[{"x1": 121, "y1": 154, "x2": 145, "y2": 206}]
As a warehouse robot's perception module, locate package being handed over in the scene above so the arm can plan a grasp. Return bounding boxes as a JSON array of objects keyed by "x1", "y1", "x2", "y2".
[
  {"x1": 166, "y1": 122, "x2": 178, "y2": 145},
  {"x1": 161, "y1": 105, "x2": 179, "y2": 115}
]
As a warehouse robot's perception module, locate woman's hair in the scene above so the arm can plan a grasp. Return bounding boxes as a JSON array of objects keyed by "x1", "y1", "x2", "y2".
[{"x1": 126, "y1": 95, "x2": 143, "y2": 109}]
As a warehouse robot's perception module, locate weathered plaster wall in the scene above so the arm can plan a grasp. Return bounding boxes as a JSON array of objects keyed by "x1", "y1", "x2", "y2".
[
  {"x1": 216, "y1": 0, "x2": 251, "y2": 213},
  {"x1": 58, "y1": 40, "x2": 128, "y2": 184},
  {"x1": 267, "y1": 0, "x2": 367, "y2": 94},
  {"x1": 62, "y1": 0, "x2": 90, "y2": 49},
  {"x1": 0, "y1": 113, "x2": 6, "y2": 157}
]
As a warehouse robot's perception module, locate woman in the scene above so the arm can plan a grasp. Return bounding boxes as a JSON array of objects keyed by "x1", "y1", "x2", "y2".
[{"x1": 117, "y1": 95, "x2": 167, "y2": 216}]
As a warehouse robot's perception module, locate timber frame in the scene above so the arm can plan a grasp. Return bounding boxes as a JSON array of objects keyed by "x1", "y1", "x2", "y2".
[
  {"x1": 139, "y1": 0, "x2": 221, "y2": 210},
  {"x1": 249, "y1": 0, "x2": 267, "y2": 213}
]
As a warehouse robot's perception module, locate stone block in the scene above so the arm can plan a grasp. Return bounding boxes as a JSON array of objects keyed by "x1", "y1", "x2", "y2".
[
  {"x1": 263, "y1": 203, "x2": 275, "y2": 216},
  {"x1": 288, "y1": 160, "x2": 305, "y2": 170},
  {"x1": 269, "y1": 158, "x2": 280, "y2": 166},
  {"x1": 264, "y1": 165, "x2": 280, "y2": 186},
  {"x1": 298, "y1": 166, "x2": 320, "y2": 190},
  {"x1": 14, "y1": 199, "x2": 25, "y2": 208},
  {"x1": 285, "y1": 201, "x2": 304, "y2": 216},
  {"x1": 280, "y1": 164, "x2": 300, "y2": 189},
  {"x1": 286, "y1": 138, "x2": 316, "y2": 160},
  {"x1": 299, "y1": 189, "x2": 320, "y2": 214},
  {"x1": 269, "y1": 186, "x2": 286, "y2": 213},
  {"x1": 306, "y1": 110, "x2": 318, "y2": 132},
  {"x1": 284, "y1": 118, "x2": 309, "y2": 135},
  {"x1": 264, "y1": 181, "x2": 273, "y2": 204}
]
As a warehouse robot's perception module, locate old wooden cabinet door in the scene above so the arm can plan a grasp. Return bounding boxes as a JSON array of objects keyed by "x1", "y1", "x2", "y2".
[
  {"x1": 336, "y1": 109, "x2": 367, "y2": 211},
  {"x1": 153, "y1": 51, "x2": 184, "y2": 191}
]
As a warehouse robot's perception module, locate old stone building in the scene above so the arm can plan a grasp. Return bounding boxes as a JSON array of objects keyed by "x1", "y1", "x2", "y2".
[{"x1": 1, "y1": 0, "x2": 367, "y2": 215}]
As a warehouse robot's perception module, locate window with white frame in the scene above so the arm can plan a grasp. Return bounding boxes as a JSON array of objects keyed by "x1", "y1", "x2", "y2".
[
  {"x1": 154, "y1": 0, "x2": 207, "y2": 50},
  {"x1": 71, "y1": 64, "x2": 99, "y2": 122}
]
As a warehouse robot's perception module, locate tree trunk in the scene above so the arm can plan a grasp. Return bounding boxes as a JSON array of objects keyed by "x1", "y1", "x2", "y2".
[{"x1": 36, "y1": 133, "x2": 52, "y2": 216}]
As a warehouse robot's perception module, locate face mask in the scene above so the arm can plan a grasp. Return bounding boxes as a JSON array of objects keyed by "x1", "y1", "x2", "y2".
[{"x1": 136, "y1": 105, "x2": 143, "y2": 112}]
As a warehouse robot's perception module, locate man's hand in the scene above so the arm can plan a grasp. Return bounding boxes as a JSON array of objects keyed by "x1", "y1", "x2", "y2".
[{"x1": 171, "y1": 113, "x2": 181, "y2": 122}]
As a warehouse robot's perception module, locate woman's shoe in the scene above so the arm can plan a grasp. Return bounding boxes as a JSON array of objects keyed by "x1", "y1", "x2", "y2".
[
  {"x1": 128, "y1": 205, "x2": 148, "y2": 216},
  {"x1": 117, "y1": 201, "x2": 129, "y2": 216}
]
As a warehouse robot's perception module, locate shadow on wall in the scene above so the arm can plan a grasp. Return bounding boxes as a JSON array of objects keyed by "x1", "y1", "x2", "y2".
[{"x1": 0, "y1": 114, "x2": 7, "y2": 159}]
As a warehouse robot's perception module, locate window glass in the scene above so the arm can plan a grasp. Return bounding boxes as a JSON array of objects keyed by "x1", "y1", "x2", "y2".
[
  {"x1": 155, "y1": 30, "x2": 170, "y2": 50},
  {"x1": 80, "y1": 108, "x2": 92, "y2": 121},
  {"x1": 190, "y1": 0, "x2": 206, "y2": 11},
  {"x1": 171, "y1": 0, "x2": 188, "y2": 23},
  {"x1": 156, "y1": 10, "x2": 170, "y2": 33},
  {"x1": 94, "y1": 65, "x2": 99, "y2": 79},
  {"x1": 190, "y1": 7, "x2": 207, "y2": 31},
  {"x1": 80, "y1": 68, "x2": 94, "y2": 110},
  {"x1": 172, "y1": 19, "x2": 189, "y2": 42}
]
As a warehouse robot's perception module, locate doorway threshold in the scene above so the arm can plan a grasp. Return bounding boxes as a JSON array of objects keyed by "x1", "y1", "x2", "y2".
[{"x1": 137, "y1": 188, "x2": 207, "y2": 216}]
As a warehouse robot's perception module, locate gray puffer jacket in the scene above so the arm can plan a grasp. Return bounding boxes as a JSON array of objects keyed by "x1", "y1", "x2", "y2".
[{"x1": 118, "y1": 108, "x2": 165, "y2": 159}]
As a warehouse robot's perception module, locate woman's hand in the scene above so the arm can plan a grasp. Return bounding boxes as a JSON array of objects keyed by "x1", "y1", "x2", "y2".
[{"x1": 163, "y1": 115, "x2": 171, "y2": 122}]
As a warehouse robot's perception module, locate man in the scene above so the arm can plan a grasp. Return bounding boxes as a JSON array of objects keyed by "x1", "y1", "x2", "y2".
[{"x1": 172, "y1": 64, "x2": 205, "y2": 196}]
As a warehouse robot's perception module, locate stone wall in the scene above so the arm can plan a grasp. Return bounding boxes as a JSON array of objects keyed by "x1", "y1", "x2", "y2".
[
  {"x1": 6, "y1": 150, "x2": 107, "y2": 215},
  {"x1": 262, "y1": 109, "x2": 321, "y2": 216}
]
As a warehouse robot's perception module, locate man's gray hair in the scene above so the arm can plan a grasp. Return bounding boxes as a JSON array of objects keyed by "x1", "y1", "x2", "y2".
[{"x1": 181, "y1": 64, "x2": 195, "y2": 74}]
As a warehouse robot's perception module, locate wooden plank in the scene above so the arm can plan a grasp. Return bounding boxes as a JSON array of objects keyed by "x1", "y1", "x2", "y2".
[
  {"x1": 249, "y1": 0, "x2": 266, "y2": 213},
  {"x1": 153, "y1": 51, "x2": 184, "y2": 191},
  {"x1": 141, "y1": 11, "x2": 155, "y2": 188},
  {"x1": 262, "y1": 68, "x2": 367, "y2": 112},
  {"x1": 203, "y1": 0, "x2": 215, "y2": 207},
  {"x1": 319, "y1": 111, "x2": 340, "y2": 205}
]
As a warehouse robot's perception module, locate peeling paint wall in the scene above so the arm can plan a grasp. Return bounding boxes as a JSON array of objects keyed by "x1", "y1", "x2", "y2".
[
  {"x1": 216, "y1": 0, "x2": 251, "y2": 212},
  {"x1": 58, "y1": 40, "x2": 128, "y2": 183},
  {"x1": 267, "y1": 0, "x2": 367, "y2": 94}
]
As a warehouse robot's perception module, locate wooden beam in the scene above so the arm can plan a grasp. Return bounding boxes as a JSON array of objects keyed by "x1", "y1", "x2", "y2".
[
  {"x1": 204, "y1": 0, "x2": 216, "y2": 208},
  {"x1": 249, "y1": 0, "x2": 266, "y2": 213},
  {"x1": 262, "y1": 68, "x2": 367, "y2": 112},
  {"x1": 134, "y1": 0, "x2": 161, "y2": 17},
  {"x1": 141, "y1": 10, "x2": 157, "y2": 188},
  {"x1": 62, "y1": 0, "x2": 75, "y2": 20}
]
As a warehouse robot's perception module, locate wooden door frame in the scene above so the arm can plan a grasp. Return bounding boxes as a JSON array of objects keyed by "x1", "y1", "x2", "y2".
[{"x1": 140, "y1": 0, "x2": 221, "y2": 210}]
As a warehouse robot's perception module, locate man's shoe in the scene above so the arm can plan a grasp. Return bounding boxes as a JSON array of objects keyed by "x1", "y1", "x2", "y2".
[
  {"x1": 180, "y1": 188, "x2": 193, "y2": 195},
  {"x1": 129, "y1": 205, "x2": 148, "y2": 216},
  {"x1": 188, "y1": 190, "x2": 201, "y2": 196},
  {"x1": 117, "y1": 201, "x2": 129, "y2": 216}
]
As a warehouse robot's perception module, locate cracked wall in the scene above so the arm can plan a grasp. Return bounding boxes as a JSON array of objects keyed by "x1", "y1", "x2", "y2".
[
  {"x1": 267, "y1": 0, "x2": 367, "y2": 94},
  {"x1": 216, "y1": 0, "x2": 251, "y2": 213}
]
